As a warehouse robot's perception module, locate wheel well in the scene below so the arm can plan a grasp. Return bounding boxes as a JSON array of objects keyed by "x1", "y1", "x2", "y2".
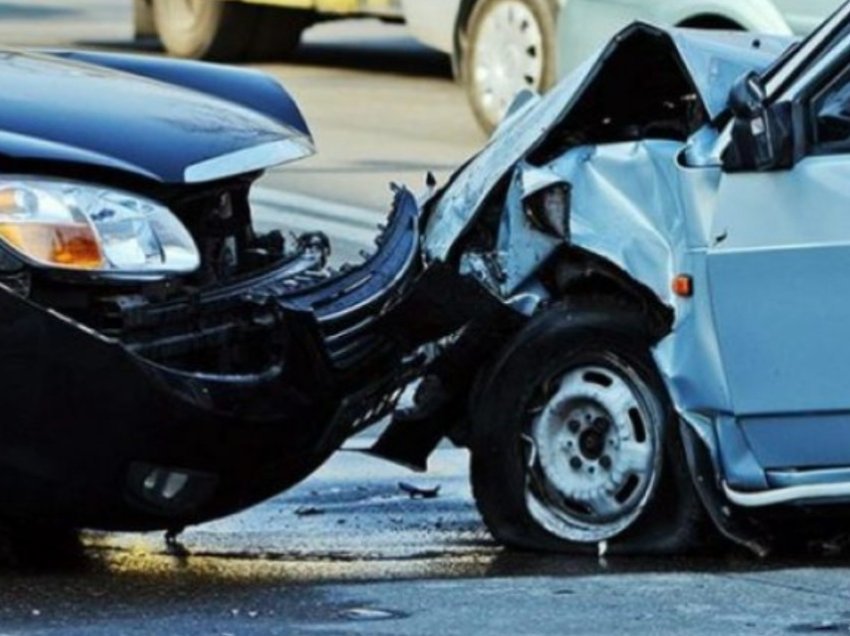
[
  {"x1": 548, "y1": 253, "x2": 674, "y2": 342},
  {"x1": 676, "y1": 14, "x2": 745, "y2": 30}
]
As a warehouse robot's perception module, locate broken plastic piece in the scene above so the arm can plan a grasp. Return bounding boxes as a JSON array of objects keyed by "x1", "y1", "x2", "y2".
[
  {"x1": 398, "y1": 482, "x2": 441, "y2": 499},
  {"x1": 294, "y1": 506, "x2": 326, "y2": 517}
]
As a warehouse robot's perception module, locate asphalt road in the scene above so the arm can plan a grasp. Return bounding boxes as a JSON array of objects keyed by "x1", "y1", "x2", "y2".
[{"x1": 3, "y1": 3, "x2": 850, "y2": 636}]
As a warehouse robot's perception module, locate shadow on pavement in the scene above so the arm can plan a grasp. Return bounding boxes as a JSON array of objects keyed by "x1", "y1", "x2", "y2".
[
  {"x1": 289, "y1": 39, "x2": 452, "y2": 79},
  {"x1": 72, "y1": 37, "x2": 452, "y2": 80},
  {"x1": 8, "y1": 536, "x2": 850, "y2": 580}
]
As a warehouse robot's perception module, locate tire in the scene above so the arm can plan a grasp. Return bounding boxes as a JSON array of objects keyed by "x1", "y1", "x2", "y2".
[
  {"x1": 152, "y1": 0, "x2": 261, "y2": 61},
  {"x1": 249, "y1": 7, "x2": 310, "y2": 61},
  {"x1": 469, "y1": 298, "x2": 706, "y2": 554},
  {"x1": 462, "y1": 0, "x2": 558, "y2": 134}
]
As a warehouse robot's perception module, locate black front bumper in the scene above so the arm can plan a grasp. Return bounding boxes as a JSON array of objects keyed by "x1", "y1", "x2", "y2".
[{"x1": 0, "y1": 189, "x2": 421, "y2": 531}]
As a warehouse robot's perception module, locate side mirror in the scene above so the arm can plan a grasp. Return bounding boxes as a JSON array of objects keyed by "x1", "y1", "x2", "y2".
[
  {"x1": 729, "y1": 71, "x2": 768, "y2": 119},
  {"x1": 723, "y1": 72, "x2": 793, "y2": 172}
]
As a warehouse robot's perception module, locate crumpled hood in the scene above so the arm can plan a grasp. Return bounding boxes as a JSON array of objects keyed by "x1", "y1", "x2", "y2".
[
  {"x1": 0, "y1": 50, "x2": 313, "y2": 183},
  {"x1": 423, "y1": 23, "x2": 793, "y2": 262}
]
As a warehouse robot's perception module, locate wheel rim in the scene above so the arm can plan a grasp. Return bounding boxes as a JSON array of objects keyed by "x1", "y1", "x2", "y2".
[
  {"x1": 159, "y1": 0, "x2": 211, "y2": 32},
  {"x1": 471, "y1": 0, "x2": 546, "y2": 127},
  {"x1": 523, "y1": 354, "x2": 662, "y2": 544}
]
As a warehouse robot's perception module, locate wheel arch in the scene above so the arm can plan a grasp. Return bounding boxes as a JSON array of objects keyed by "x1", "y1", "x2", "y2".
[
  {"x1": 667, "y1": 0, "x2": 792, "y2": 35},
  {"x1": 676, "y1": 14, "x2": 745, "y2": 30},
  {"x1": 546, "y1": 248, "x2": 675, "y2": 344}
]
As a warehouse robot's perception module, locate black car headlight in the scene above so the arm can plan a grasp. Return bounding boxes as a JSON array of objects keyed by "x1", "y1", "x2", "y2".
[{"x1": 0, "y1": 177, "x2": 199, "y2": 276}]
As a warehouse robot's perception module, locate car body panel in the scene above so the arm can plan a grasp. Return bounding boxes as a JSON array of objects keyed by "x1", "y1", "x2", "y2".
[
  {"x1": 401, "y1": 0, "x2": 462, "y2": 55},
  {"x1": 0, "y1": 50, "x2": 312, "y2": 185},
  {"x1": 47, "y1": 50, "x2": 312, "y2": 138},
  {"x1": 708, "y1": 159, "x2": 850, "y2": 417},
  {"x1": 190, "y1": 0, "x2": 403, "y2": 17}
]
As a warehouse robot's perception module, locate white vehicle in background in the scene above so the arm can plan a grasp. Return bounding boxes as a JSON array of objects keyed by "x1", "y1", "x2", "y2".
[
  {"x1": 406, "y1": 0, "x2": 840, "y2": 133},
  {"x1": 404, "y1": 0, "x2": 563, "y2": 134},
  {"x1": 137, "y1": 1, "x2": 840, "y2": 135},
  {"x1": 556, "y1": 0, "x2": 842, "y2": 77}
]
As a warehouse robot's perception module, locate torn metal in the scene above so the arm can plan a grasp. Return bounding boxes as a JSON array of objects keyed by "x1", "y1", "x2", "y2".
[
  {"x1": 0, "y1": 47, "x2": 436, "y2": 532},
  {"x1": 384, "y1": 18, "x2": 850, "y2": 549}
]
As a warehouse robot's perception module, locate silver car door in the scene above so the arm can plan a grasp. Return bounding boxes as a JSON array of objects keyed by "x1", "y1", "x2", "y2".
[{"x1": 707, "y1": 37, "x2": 850, "y2": 418}]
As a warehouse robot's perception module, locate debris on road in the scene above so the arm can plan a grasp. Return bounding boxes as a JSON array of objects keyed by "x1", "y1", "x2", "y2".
[
  {"x1": 398, "y1": 482, "x2": 441, "y2": 499},
  {"x1": 294, "y1": 506, "x2": 327, "y2": 517}
]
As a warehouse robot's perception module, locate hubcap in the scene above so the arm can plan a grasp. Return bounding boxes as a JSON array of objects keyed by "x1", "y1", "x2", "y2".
[
  {"x1": 471, "y1": 0, "x2": 545, "y2": 127},
  {"x1": 524, "y1": 356, "x2": 662, "y2": 543},
  {"x1": 162, "y1": 0, "x2": 209, "y2": 30}
]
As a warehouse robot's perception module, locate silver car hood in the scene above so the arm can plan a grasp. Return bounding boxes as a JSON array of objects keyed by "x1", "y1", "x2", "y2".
[{"x1": 423, "y1": 23, "x2": 792, "y2": 262}]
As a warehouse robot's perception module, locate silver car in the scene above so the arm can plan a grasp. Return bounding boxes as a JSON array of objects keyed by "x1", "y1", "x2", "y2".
[{"x1": 372, "y1": 1, "x2": 850, "y2": 555}]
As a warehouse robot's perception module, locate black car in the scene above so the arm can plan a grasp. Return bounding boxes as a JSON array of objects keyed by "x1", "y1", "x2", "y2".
[{"x1": 0, "y1": 49, "x2": 428, "y2": 535}]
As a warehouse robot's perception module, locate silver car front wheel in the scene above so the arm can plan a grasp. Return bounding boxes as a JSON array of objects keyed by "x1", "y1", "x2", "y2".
[
  {"x1": 525, "y1": 357, "x2": 662, "y2": 543},
  {"x1": 470, "y1": 300, "x2": 706, "y2": 554}
]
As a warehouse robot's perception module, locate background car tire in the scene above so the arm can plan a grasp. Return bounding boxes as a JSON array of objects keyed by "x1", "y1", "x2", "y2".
[
  {"x1": 469, "y1": 298, "x2": 708, "y2": 554},
  {"x1": 153, "y1": 0, "x2": 308, "y2": 62},
  {"x1": 462, "y1": 0, "x2": 558, "y2": 134}
]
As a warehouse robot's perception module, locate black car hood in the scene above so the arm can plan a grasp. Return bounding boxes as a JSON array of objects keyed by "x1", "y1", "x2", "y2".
[{"x1": 0, "y1": 50, "x2": 313, "y2": 184}]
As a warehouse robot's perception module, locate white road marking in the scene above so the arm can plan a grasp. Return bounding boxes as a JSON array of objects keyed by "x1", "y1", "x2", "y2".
[{"x1": 250, "y1": 187, "x2": 384, "y2": 247}]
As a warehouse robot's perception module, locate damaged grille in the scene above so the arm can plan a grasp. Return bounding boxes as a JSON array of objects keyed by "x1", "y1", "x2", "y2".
[
  {"x1": 255, "y1": 186, "x2": 421, "y2": 371},
  {"x1": 93, "y1": 186, "x2": 421, "y2": 376}
]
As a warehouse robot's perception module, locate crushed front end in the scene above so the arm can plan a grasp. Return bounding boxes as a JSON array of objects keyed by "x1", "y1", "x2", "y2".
[{"x1": 0, "y1": 179, "x2": 422, "y2": 532}]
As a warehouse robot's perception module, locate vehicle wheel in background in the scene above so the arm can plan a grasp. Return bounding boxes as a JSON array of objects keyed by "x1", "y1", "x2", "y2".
[
  {"x1": 152, "y1": 0, "x2": 260, "y2": 61},
  {"x1": 463, "y1": 0, "x2": 557, "y2": 134},
  {"x1": 153, "y1": 1, "x2": 309, "y2": 61},
  {"x1": 134, "y1": 0, "x2": 157, "y2": 39},
  {"x1": 469, "y1": 300, "x2": 707, "y2": 554}
]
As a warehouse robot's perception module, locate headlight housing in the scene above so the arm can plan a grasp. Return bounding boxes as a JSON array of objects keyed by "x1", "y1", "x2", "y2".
[{"x1": 0, "y1": 178, "x2": 200, "y2": 275}]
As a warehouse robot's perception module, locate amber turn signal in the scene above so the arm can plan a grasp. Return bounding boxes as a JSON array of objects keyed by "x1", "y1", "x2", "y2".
[{"x1": 672, "y1": 274, "x2": 693, "y2": 298}]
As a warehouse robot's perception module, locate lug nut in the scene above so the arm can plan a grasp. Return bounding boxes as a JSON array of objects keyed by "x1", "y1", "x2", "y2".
[
  {"x1": 570, "y1": 457, "x2": 583, "y2": 470},
  {"x1": 600, "y1": 456, "x2": 613, "y2": 470},
  {"x1": 568, "y1": 420, "x2": 581, "y2": 433}
]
